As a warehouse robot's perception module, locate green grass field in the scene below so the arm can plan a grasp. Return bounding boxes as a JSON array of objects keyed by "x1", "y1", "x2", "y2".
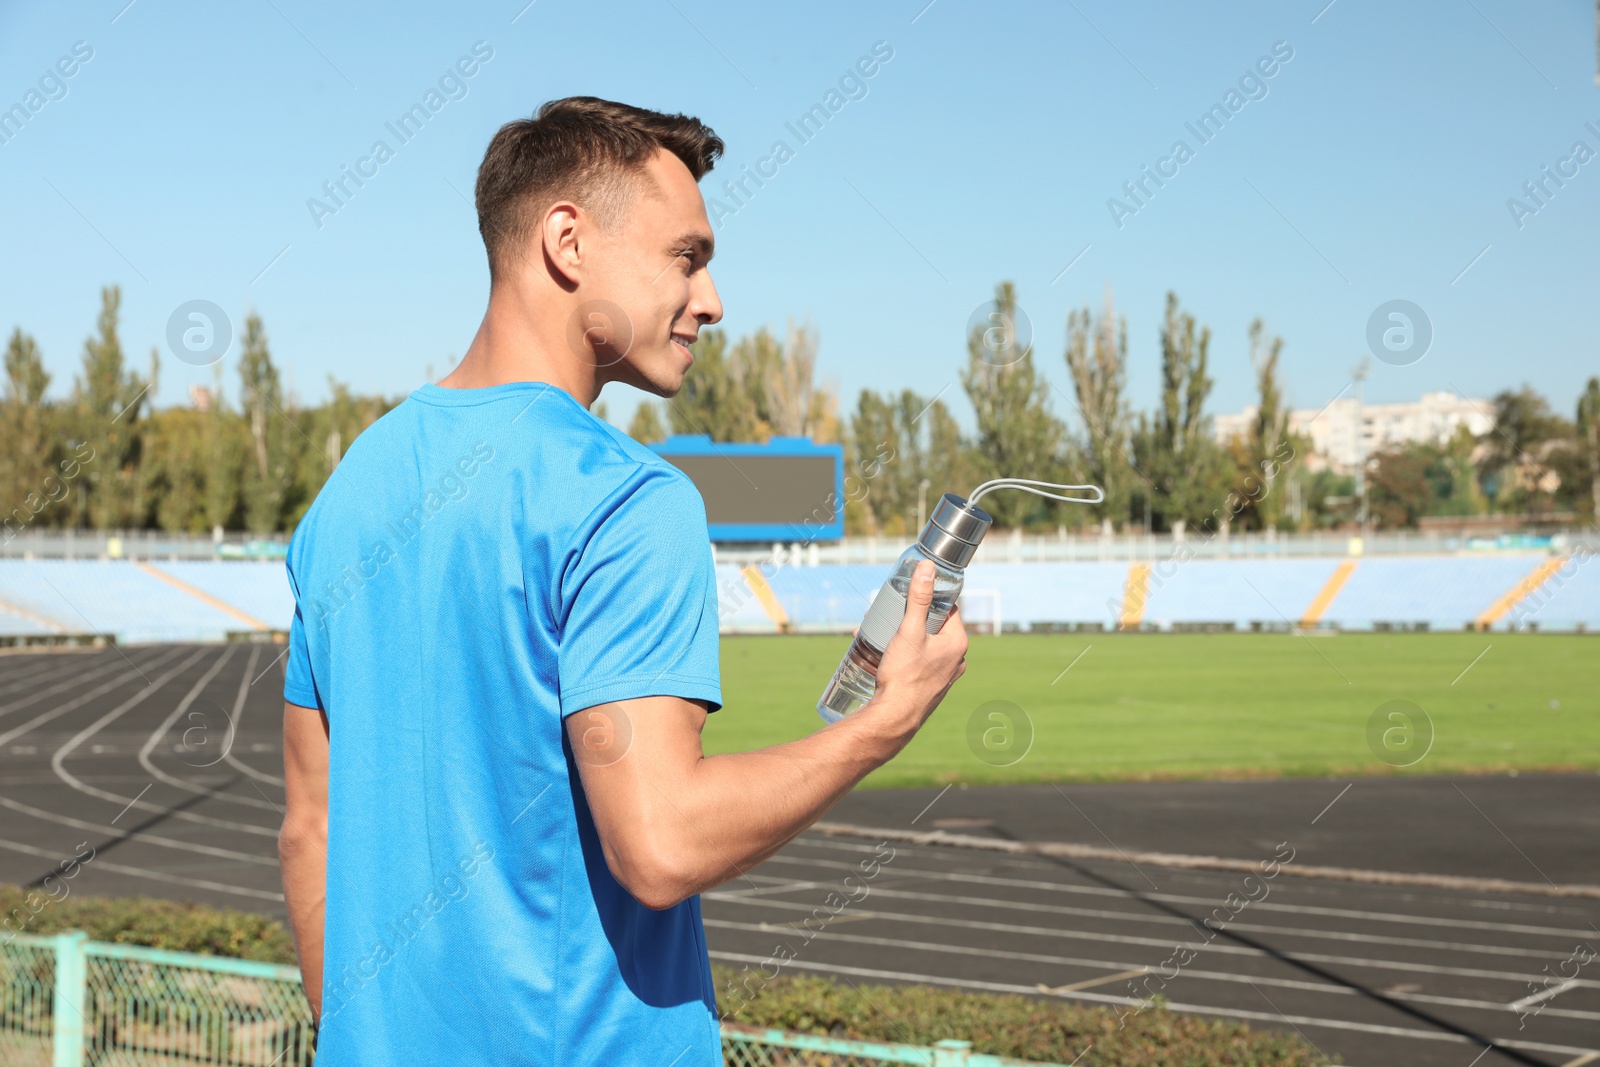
[{"x1": 703, "y1": 633, "x2": 1600, "y2": 788}]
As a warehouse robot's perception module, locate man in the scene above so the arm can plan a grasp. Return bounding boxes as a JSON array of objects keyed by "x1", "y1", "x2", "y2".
[{"x1": 278, "y1": 96, "x2": 967, "y2": 1066}]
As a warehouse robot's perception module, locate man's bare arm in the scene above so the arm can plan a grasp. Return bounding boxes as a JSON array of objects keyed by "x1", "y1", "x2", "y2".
[
  {"x1": 279, "y1": 701, "x2": 330, "y2": 1020},
  {"x1": 571, "y1": 560, "x2": 966, "y2": 910}
]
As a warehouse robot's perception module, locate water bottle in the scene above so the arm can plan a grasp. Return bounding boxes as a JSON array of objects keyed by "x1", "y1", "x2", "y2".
[
  {"x1": 816, "y1": 478, "x2": 1103, "y2": 723},
  {"x1": 817, "y1": 493, "x2": 993, "y2": 722}
]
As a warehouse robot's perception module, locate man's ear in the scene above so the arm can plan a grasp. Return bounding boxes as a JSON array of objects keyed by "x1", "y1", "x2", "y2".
[{"x1": 541, "y1": 201, "x2": 583, "y2": 288}]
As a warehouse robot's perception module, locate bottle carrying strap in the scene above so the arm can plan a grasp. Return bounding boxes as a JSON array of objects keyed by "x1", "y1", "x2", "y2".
[{"x1": 967, "y1": 478, "x2": 1105, "y2": 507}]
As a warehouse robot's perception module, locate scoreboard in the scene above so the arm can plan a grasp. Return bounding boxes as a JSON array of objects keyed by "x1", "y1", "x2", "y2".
[{"x1": 650, "y1": 435, "x2": 845, "y2": 542}]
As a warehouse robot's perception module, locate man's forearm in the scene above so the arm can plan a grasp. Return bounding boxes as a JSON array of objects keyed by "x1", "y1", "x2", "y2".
[
  {"x1": 600, "y1": 694, "x2": 920, "y2": 907},
  {"x1": 278, "y1": 824, "x2": 327, "y2": 1020},
  {"x1": 679, "y1": 703, "x2": 906, "y2": 886}
]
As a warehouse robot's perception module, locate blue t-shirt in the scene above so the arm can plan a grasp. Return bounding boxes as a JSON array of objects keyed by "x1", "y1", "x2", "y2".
[{"x1": 284, "y1": 381, "x2": 724, "y2": 1066}]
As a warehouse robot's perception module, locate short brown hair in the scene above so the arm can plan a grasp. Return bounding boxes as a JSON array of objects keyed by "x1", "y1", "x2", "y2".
[{"x1": 474, "y1": 96, "x2": 723, "y2": 278}]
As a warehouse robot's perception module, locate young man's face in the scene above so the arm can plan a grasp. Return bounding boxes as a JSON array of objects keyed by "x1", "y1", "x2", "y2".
[{"x1": 582, "y1": 149, "x2": 722, "y2": 398}]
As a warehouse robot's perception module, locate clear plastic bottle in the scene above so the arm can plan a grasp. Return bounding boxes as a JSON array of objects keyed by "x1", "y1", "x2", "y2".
[{"x1": 817, "y1": 494, "x2": 992, "y2": 722}]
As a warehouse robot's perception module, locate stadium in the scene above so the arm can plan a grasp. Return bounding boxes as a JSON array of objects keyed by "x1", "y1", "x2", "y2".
[
  {"x1": 5, "y1": 3, "x2": 1600, "y2": 1065},
  {"x1": 2, "y1": 487, "x2": 1597, "y2": 1066}
]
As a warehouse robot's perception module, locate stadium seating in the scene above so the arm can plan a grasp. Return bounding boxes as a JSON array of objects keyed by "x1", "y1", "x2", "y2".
[
  {"x1": 0, "y1": 552, "x2": 1586, "y2": 643},
  {"x1": 1134, "y1": 558, "x2": 1345, "y2": 630},
  {"x1": 0, "y1": 559, "x2": 247, "y2": 644},
  {"x1": 1502, "y1": 553, "x2": 1600, "y2": 630},
  {"x1": 149, "y1": 561, "x2": 295, "y2": 631},
  {"x1": 1325, "y1": 556, "x2": 1549, "y2": 631},
  {"x1": 0, "y1": 605, "x2": 54, "y2": 637}
]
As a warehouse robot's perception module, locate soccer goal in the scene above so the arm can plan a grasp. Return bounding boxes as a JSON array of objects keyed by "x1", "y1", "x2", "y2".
[{"x1": 958, "y1": 588, "x2": 1002, "y2": 635}]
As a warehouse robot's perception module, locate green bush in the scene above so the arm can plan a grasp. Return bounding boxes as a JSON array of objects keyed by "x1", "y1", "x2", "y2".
[
  {"x1": 714, "y1": 967, "x2": 1331, "y2": 1066},
  {"x1": 2, "y1": 888, "x2": 1327, "y2": 1064},
  {"x1": 0, "y1": 885, "x2": 296, "y2": 964}
]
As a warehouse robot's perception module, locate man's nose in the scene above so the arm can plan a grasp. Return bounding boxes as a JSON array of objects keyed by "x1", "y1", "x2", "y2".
[{"x1": 691, "y1": 269, "x2": 723, "y2": 326}]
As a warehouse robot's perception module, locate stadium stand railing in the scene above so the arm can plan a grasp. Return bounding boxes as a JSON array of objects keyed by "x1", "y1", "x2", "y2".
[
  {"x1": 0, "y1": 932, "x2": 1068, "y2": 1066},
  {"x1": 4, "y1": 527, "x2": 1596, "y2": 563},
  {"x1": 0, "y1": 544, "x2": 1592, "y2": 644}
]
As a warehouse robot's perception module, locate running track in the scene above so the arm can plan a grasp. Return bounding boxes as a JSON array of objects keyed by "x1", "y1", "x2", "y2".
[{"x1": 0, "y1": 646, "x2": 1594, "y2": 1066}]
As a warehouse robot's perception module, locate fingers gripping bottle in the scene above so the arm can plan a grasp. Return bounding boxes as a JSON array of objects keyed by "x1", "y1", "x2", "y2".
[
  {"x1": 816, "y1": 478, "x2": 1103, "y2": 723},
  {"x1": 816, "y1": 493, "x2": 991, "y2": 723}
]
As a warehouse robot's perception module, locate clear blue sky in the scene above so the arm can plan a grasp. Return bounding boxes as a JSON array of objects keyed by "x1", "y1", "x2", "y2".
[{"x1": 2, "y1": 0, "x2": 1596, "y2": 434}]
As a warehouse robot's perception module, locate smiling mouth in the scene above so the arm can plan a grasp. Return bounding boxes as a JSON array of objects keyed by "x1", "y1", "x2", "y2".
[{"x1": 672, "y1": 336, "x2": 696, "y2": 357}]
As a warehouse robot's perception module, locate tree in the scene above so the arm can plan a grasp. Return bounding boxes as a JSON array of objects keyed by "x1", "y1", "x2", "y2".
[
  {"x1": 959, "y1": 282, "x2": 1066, "y2": 529},
  {"x1": 1477, "y1": 386, "x2": 1570, "y2": 515},
  {"x1": 668, "y1": 324, "x2": 839, "y2": 444},
  {"x1": 669, "y1": 329, "x2": 764, "y2": 442},
  {"x1": 627, "y1": 401, "x2": 666, "y2": 444},
  {"x1": 845, "y1": 388, "x2": 971, "y2": 536},
  {"x1": 203, "y1": 363, "x2": 243, "y2": 533},
  {"x1": 1367, "y1": 443, "x2": 1434, "y2": 529},
  {"x1": 1578, "y1": 377, "x2": 1600, "y2": 521},
  {"x1": 73, "y1": 286, "x2": 151, "y2": 529},
  {"x1": 1063, "y1": 289, "x2": 1134, "y2": 531},
  {"x1": 238, "y1": 313, "x2": 298, "y2": 533},
  {"x1": 2, "y1": 329, "x2": 61, "y2": 535},
  {"x1": 1241, "y1": 318, "x2": 1291, "y2": 530},
  {"x1": 1131, "y1": 293, "x2": 1223, "y2": 532}
]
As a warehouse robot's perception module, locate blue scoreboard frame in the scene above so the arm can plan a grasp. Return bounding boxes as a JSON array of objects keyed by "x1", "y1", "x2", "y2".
[{"x1": 650, "y1": 434, "x2": 846, "y2": 543}]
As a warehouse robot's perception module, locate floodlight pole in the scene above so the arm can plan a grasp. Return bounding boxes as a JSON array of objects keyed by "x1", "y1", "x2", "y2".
[{"x1": 1352, "y1": 358, "x2": 1370, "y2": 531}]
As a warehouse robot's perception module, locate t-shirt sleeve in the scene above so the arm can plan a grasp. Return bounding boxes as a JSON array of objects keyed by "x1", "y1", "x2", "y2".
[
  {"x1": 283, "y1": 559, "x2": 324, "y2": 710},
  {"x1": 556, "y1": 466, "x2": 722, "y2": 717}
]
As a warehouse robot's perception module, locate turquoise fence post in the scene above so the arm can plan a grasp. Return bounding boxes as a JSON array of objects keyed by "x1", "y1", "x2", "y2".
[
  {"x1": 51, "y1": 931, "x2": 87, "y2": 1067},
  {"x1": 933, "y1": 1038, "x2": 972, "y2": 1066}
]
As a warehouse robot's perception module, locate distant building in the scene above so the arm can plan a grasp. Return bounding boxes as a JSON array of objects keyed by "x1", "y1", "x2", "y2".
[
  {"x1": 188, "y1": 385, "x2": 213, "y2": 412},
  {"x1": 1214, "y1": 391, "x2": 1494, "y2": 472}
]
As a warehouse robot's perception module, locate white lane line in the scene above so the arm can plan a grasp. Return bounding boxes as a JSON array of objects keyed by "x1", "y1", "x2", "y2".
[
  {"x1": 0, "y1": 793, "x2": 276, "y2": 865},
  {"x1": 706, "y1": 918, "x2": 1600, "y2": 1024},
  {"x1": 758, "y1": 850, "x2": 1598, "y2": 938},
  {"x1": 704, "y1": 891, "x2": 1575, "y2": 985},
  {"x1": 48, "y1": 646, "x2": 280, "y2": 838},
  {"x1": 812, "y1": 821, "x2": 1600, "y2": 900},
  {"x1": 45, "y1": 648, "x2": 278, "y2": 838},
  {"x1": 722, "y1": 878, "x2": 1574, "y2": 961},
  {"x1": 135, "y1": 646, "x2": 280, "y2": 811},
  {"x1": 0, "y1": 649, "x2": 171, "y2": 729},
  {"x1": 706, "y1": 950, "x2": 1600, "y2": 1059},
  {"x1": 0, "y1": 649, "x2": 129, "y2": 698},
  {"x1": 0, "y1": 648, "x2": 188, "y2": 747},
  {"x1": 0, "y1": 654, "x2": 92, "y2": 696},
  {"x1": 791, "y1": 836, "x2": 1591, "y2": 930},
  {"x1": 0, "y1": 835, "x2": 282, "y2": 903},
  {"x1": 227, "y1": 645, "x2": 287, "y2": 787}
]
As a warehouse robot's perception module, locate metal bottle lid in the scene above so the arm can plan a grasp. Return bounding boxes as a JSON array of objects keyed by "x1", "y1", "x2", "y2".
[{"x1": 916, "y1": 493, "x2": 993, "y2": 569}]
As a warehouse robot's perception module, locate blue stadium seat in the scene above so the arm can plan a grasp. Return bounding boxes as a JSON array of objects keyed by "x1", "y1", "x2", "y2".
[
  {"x1": 151, "y1": 561, "x2": 295, "y2": 631},
  {"x1": 0, "y1": 559, "x2": 243, "y2": 643},
  {"x1": 1323, "y1": 556, "x2": 1548, "y2": 631},
  {"x1": 1140, "y1": 559, "x2": 1345, "y2": 630},
  {"x1": 1506, "y1": 554, "x2": 1600, "y2": 630},
  {"x1": 962, "y1": 562, "x2": 1130, "y2": 631},
  {"x1": 763, "y1": 565, "x2": 893, "y2": 632}
]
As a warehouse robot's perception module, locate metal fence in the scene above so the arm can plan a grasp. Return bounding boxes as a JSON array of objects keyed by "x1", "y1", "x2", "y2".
[
  {"x1": 1, "y1": 932, "x2": 1063, "y2": 1066},
  {"x1": 4, "y1": 526, "x2": 1596, "y2": 563}
]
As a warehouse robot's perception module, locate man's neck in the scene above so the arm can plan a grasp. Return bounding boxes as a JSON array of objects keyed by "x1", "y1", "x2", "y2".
[{"x1": 438, "y1": 289, "x2": 600, "y2": 407}]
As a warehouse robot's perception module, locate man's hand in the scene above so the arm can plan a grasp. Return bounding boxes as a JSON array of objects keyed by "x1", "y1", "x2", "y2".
[
  {"x1": 861, "y1": 559, "x2": 969, "y2": 741},
  {"x1": 569, "y1": 559, "x2": 969, "y2": 911}
]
